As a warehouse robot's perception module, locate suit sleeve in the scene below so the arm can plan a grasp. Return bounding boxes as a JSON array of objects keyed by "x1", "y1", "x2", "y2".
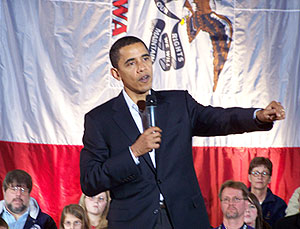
[
  {"x1": 184, "y1": 91, "x2": 273, "y2": 136},
  {"x1": 80, "y1": 113, "x2": 141, "y2": 197}
]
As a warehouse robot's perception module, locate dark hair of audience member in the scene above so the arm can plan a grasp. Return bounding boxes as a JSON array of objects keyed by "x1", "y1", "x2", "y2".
[
  {"x1": 0, "y1": 218, "x2": 8, "y2": 229},
  {"x1": 3, "y1": 169, "x2": 32, "y2": 193},
  {"x1": 247, "y1": 193, "x2": 271, "y2": 229},
  {"x1": 60, "y1": 204, "x2": 89, "y2": 229},
  {"x1": 219, "y1": 180, "x2": 249, "y2": 199},
  {"x1": 248, "y1": 157, "x2": 273, "y2": 176}
]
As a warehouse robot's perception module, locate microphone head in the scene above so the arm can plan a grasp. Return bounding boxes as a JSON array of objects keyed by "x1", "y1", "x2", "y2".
[{"x1": 146, "y1": 94, "x2": 157, "y2": 106}]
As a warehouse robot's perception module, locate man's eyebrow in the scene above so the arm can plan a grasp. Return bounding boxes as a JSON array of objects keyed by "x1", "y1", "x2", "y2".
[
  {"x1": 124, "y1": 58, "x2": 135, "y2": 65},
  {"x1": 124, "y1": 54, "x2": 150, "y2": 65}
]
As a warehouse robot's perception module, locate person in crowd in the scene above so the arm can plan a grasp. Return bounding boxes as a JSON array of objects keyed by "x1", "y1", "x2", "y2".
[
  {"x1": 80, "y1": 35, "x2": 286, "y2": 229},
  {"x1": 214, "y1": 180, "x2": 253, "y2": 229},
  {"x1": 0, "y1": 169, "x2": 57, "y2": 229},
  {"x1": 0, "y1": 218, "x2": 8, "y2": 229},
  {"x1": 248, "y1": 157, "x2": 287, "y2": 226},
  {"x1": 244, "y1": 192, "x2": 271, "y2": 229},
  {"x1": 79, "y1": 191, "x2": 110, "y2": 229},
  {"x1": 60, "y1": 204, "x2": 89, "y2": 229},
  {"x1": 285, "y1": 186, "x2": 300, "y2": 217},
  {"x1": 273, "y1": 194, "x2": 300, "y2": 229}
]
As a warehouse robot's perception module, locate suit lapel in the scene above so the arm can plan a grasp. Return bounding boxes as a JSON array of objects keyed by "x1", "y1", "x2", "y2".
[
  {"x1": 112, "y1": 92, "x2": 156, "y2": 174},
  {"x1": 112, "y1": 93, "x2": 140, "y2": 144}
]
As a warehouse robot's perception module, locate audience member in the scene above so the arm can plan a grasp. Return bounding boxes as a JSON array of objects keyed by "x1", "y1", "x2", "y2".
[
  {"x1": 214, "y1": 180, "x2": 253, "y2": 229},
  {"x1": 273, "y1": 194, "x2": 300, "y2": 229},
  {"x1": 248, "y1": 157, "x2": 287, "y2": 226},
  {"x1": 245, "y1": 193, "x2": 271, "y2": 229},
  {"x1": 285, "y1": 187, "x2": 300, "y2": 217},
  {"x1": 79, "y1": 191, "x2": 110, "y2": 229},
  {"x1": 0, "y1": 169, "x2": 57, "y2": 229},
  {"x1": 0, "y1": 218, "x2": 8, "y2": 229},
  {"x1": 60, "y1": 204, "x2": 89, "y2": 229}
]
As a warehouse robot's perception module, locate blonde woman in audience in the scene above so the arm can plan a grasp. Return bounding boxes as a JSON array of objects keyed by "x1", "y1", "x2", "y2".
[
  {"x1": 79, "y1": 191, "x2": 110, "y2": 229},
  {"x1": 285, "y1": 186, "x2": 300, "y2": 216},
  {"x1": 244, "y1": 193, "x2": 271, "y2": 229},
  {"x1": 60, "y1": 204, "x2": 89, "y2": 229}
]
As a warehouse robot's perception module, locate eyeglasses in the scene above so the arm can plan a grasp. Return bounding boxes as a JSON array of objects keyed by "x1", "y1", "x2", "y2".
[
  {"x1": 64, "y1": 221, "x2": 82, "y2": 228},
  {"x1": 250, "y1": 171, "x2": 270, "y2": 177},
  {"x1": 8, "y1": 186, "x2": 29, "y2": 194},
  {"x1": 221, "y1": 197, "x2": 245, "y2": 204},
  {"x1": 86, "y1": 196, "x2": 107, "y2": 203}
]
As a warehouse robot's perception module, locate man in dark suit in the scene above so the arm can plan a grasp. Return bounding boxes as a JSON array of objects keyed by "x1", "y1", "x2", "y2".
[
  {"x1": 273, "y1": 195, "x2": 300, "y2": 229},
  {"x1": 273, "y1": 213, "x2": 300, "y2": 229},
  {"x1": 80, "y1": 36, "x2": 285, "y2": 229}
]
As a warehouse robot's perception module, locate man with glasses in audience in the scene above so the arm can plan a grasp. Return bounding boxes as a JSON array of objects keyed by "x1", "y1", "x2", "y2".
[
  {"x1": 248, "y1": 157, "x2": 287, "y2": 226},
  {"x1": 0, "y1": 169, "x2": 57, "y2": 229},
  {"x1": 214, "y1": 180, "x2": 253, "y2": 229}
]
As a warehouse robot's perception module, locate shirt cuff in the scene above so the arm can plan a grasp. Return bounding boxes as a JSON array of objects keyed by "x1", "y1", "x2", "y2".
[
  {"x1": 254, "y1": 108, "x2": 264, "y2": 124},
  {"x1": 129, "y1": 146, "x2": 140, "y2": 165}
]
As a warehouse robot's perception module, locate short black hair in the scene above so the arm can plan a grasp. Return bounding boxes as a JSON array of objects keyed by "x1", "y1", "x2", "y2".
[
  {"x1": 109, "y1": 36, "x2": 148, "y2": 68},
  {"x1": 3, "y1": 169, "x2": 33, "y2": 193},
  {"x1": 248, "y1": 157, "x2": 273, "y2": 176}
]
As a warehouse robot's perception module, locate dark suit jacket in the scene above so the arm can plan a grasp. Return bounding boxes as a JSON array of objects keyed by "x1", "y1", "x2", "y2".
[
  {"x1": 272, "y1": 213, "x2": 300, "y2": 229},
  {"x1": 80, "y1": 90, "x2": 273, "y2": 229}
]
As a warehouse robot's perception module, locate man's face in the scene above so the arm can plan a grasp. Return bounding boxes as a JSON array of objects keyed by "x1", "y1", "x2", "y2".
[
  {"x1": 248, "y1": 165, "x2": 271, "y2": 190},
  {"x1": 221, "y1": 187, "x2": 247, "y2": 219},
  {"x1": 111, "y1": 42, "x2": 153, "y2": 102},
  {"x1": 3, "y1": 183, "x2": 30, "y2": 215}
]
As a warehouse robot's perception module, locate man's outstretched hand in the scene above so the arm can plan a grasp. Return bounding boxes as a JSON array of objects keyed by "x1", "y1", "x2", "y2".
[{"x1": 256, "y1": 101, "x2": 286, "y2": 123}]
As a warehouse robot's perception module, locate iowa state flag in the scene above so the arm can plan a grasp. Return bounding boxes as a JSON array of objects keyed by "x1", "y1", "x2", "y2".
[{"x1": 0, "y1": 0, "x2": 299, "y2": 227}]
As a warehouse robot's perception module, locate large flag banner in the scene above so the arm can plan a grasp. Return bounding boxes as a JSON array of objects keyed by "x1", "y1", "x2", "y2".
[{"x1": 1, "y1": 0, "x2": 299, "y2": 227}]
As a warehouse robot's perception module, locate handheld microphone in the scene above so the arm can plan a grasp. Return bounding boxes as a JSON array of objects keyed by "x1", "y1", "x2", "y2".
[{"x1": 146, "y1": 94, "x2": 157, "y2": 127}]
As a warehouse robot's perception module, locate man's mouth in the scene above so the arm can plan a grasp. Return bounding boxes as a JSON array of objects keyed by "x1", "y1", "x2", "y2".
[
  {"x1": 139, "y1": 75, "x2": 150, "y2": 82},
  {"x1": 13, "y1": 198, "x2": 23, "y2": 204}
]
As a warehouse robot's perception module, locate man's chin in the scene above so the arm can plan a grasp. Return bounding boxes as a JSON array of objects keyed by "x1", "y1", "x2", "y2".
[
  {"x1": 225, "y1": 211, "x2": 239, "y2": 219},
  {"x1": 7, "y1": 203, "x2": 27, "y2": 214}
]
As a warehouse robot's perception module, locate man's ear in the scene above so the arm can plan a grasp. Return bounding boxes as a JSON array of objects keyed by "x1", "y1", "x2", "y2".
[
  {"x1": 268, "y1": 176, "x2": 272, "y2": 184},
  {"x1": 111, "y1": 68, "x2": 121, "y2": 81},
  {"x1": 248, "y1": 174, "x2": 251, "y2": 183}
]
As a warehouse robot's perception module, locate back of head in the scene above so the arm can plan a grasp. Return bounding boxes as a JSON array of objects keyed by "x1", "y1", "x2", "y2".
[
  {"x1": 248, "y1": 157, "x2": 273, "y2": 175},
  {"x1": 60, "y1": 204, "x2": 89, "y2": 229},
  {"x1": 109, "y1": 36, "x2": 148, "y2": 68},
  {"x1": 0, "y1": 218, "x2": 8, "y2": 229},
  {"x1": 3, "y1": 169, "x2": 32, "y2": 193},
  {"x1": 219, "y1": 180, "x2": 249, "y2": 199}
]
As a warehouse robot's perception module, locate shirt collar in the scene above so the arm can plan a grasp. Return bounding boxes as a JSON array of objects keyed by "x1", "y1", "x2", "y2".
[
  {"x1": 3, "y1": 204, "x2": 29, "y2": 223},
  {"x1": 122, "y1": 89, "x2": 138, "y2": 112}
]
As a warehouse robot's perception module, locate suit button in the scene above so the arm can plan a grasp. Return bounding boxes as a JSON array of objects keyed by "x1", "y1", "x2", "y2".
[
  {"x1": 157, "y1": 179, "x2": 162, "y2": 184},
  {"x1": 153, "y1": 209, "x2": 159, "y2": 214}
]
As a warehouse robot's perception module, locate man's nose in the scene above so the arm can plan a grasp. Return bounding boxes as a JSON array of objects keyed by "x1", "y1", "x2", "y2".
[
  {"x1": 15, "y1": 189, "x2": 23, "y2": 195},
  {"x1": 137, "y1": 61, "x2": 146, "y2": 72}
]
